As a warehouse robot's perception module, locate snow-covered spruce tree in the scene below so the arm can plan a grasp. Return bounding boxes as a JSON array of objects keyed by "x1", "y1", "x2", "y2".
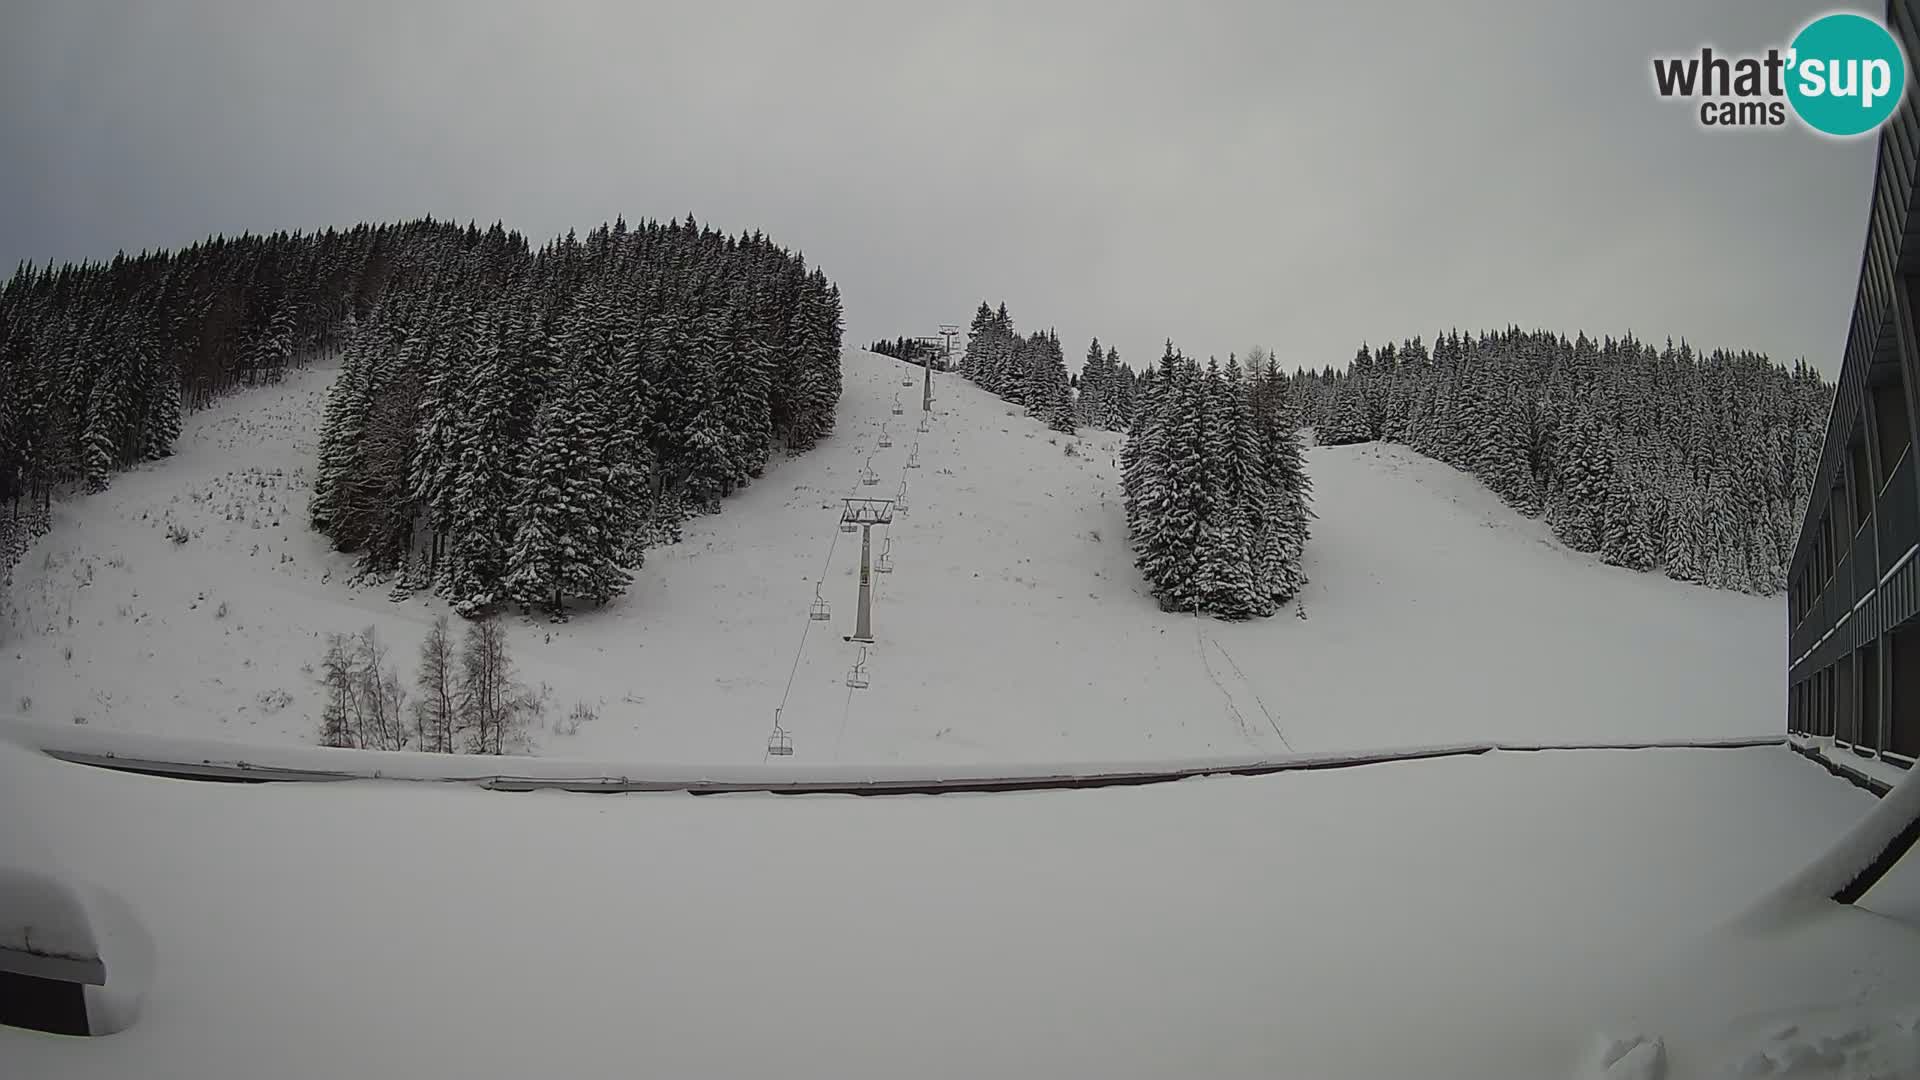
[
  {"x1": 1124, "y1": 344, "x2": 1182, "y2": 604},
  {"x1": 1194, "y1": 358, "x2": 1259, "y2": 618},
  {"x1": 309, "y1": 312, "x2": 379, "y2": 544},
  {"x1": 1076, "y1": 337, "x2": 1109, "y2": 427},
  {"x1": 80, "y1": 351, "x2": 133, "y2": 492},
  {"x1": 960, "y1": 302, "x2": 995, "y2": 384},
  {"x1": 139, "y1": 338, "x2": 182, "y2": 461},
  {"x1": 1105, "y1": 345, "x2": 1128, "y2": 426},
  {"x1": 502, "y1": 329, "x2": 629, "y2": 620},
  {"x1": 1252, "y1": 359, "x2": 1313, "y2": 607},
  {"x1": 441, "y1": 323, "x2": 520, "y2": 616},
  {"x1": 1029, "y1": 330, "x2": 1076, "y2": 432},
  {"x1": 1318, "y1": 379, "x2": 1370, "y2": 445},
  {"x1": 1123, "y1": 346, "x2": 1313, "y2": 619}
]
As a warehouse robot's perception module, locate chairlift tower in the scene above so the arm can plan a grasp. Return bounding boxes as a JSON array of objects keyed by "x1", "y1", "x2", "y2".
[
  {"x1": 939, "y1": 324, "x2": 959, "y2": 369},
  {"x1": 840, "y1": 498, "x2": 894, "y2": 643}
]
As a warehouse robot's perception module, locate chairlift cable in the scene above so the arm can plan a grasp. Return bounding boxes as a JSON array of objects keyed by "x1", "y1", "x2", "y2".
[{"x1": 766, "y1": 512, "x2": 848, "y2": 756}]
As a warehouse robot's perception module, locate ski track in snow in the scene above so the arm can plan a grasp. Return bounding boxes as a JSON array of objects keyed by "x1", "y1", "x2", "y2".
[
  {"x1": 0, "y1": 352, "x2": 1912, "y2": 1078},
  {"x1": 1, "y1": 349, "x2": 1784, "y2": 766}
]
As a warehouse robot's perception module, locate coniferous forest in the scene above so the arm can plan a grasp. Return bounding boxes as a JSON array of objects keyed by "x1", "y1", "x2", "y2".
[
  {"x1": 958, "y1": 301, "x2": 1081, "y2": 433},
  {"x1": 1123, "y1": 345, "x2": 1313, "y2": 618},
  {"x1": 0, "y1": 215, "x2": 845, "y2": 619},
  {"x1": 868, "y1": 336, "x2": 950, "y2": 368},
  {"x1": 961, "y1": 302, "x2": 1309, "y2": 618},
  {"x1": 1292, "y1": 329, "x2": 1831, "y2": 594}
]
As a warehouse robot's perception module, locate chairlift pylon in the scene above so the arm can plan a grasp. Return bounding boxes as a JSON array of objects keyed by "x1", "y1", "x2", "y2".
[
  {"x1": 809, "y1": 583, "x2": 831, "y2": 621},
  {"x1": 846, "y1": 647, "x2": 871, "y2": 690},
  {"x1": 860, "y1": 455, "x2": 880, "y2": 486}
]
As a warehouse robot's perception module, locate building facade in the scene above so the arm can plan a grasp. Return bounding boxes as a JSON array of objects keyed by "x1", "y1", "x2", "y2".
[{"x1": 1785, "y1": 0, "x2": 1920, "y2": 768}]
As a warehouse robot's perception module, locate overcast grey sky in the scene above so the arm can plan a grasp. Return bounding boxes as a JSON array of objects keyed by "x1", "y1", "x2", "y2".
[{"x1": 0, "y1": 1, "x2": 1881, "y2": 376}]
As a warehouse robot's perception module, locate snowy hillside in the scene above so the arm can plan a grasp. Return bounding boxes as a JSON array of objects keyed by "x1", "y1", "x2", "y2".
[
  {"x1": 3, "y1": 736, "x2": 1915, "y2": 1080},
  {"x1": 0, "y1": 349, "x2": 1784, "y2": 764}
]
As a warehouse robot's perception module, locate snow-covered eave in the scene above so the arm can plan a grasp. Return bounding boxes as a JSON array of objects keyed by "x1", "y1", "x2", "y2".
[
  {"x1": 1739, "y1": 754, "x2": 1920, "y2": 925},
  {"x1": 2, "y1": 719, "x2": 1785, "y2": 795},
  {"x1": 0, "y1": 866, "x2": 106, "y2": 987},
  {"x1": 1789, "y1": 736, "x2": 1911, "y2": 797}
]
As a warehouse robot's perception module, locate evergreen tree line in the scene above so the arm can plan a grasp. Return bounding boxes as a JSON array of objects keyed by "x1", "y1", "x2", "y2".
[
  {"x1": 1073, "y1": 335, "x2": 1142, "y2": 431},
  {"x1": 0, "y1": 221, "x2": 406, "y2": 521},
  {"x1": 309, "y1": 215, "x2": 844, "y2": 619},
  {"x1": 1292, "y1": 329, "x2": 1832, "y2": 594},
  {"x1": 868, "y1": 336, "x2": 950, "y2": 368},
  {"x1": 957, "y1": 301, "x2": 1080, "y2": 432},
  {"x1": 1123, "y1": 345, "x2": 1313, "y2": 618}
]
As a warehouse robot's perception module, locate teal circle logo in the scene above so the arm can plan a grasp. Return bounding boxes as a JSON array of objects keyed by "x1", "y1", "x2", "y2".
[{"x1": 1787, "y1": 13, "x2": 1907, "y2": 137}]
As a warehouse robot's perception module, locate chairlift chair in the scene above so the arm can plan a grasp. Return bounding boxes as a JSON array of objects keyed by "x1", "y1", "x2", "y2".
[
  {"x1": 809, "y1": 584, "x2": 831, "y2": 621},
  {"x1": 846, "y1": 647, "x2": 871, "y2": 690},
  {"x1": 839, "y1": 519, "x2": 858, "y2": 534},
  {"x1": 906, "y1": 444, "x2": 921, "y2": 469},
  {"x1": 860, "y1": 455, "x2": 880, "y2": 486},
  {"x1": 916, "y1": 415, "x2": 930, "y2": 433},
  {"x1": 891, "y1": 393, "x2": 905, "y2": 416},
  {"x1": 767, "y1": 710, "x2": 793, "y2": 756},
  {"x1": 876, "y1": 536, "x2": 894, "y2": 574},
  {"x1": 895, "y1": 483, "x2": 910, "y2": 514},
  {"x1": 879, "y1": 423, "x2": 892, "y2": 448}
]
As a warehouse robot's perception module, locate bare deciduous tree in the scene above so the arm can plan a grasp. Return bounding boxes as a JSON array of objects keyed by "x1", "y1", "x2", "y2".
[
  {"x1": 413, "y1": 614, "x2": 457, "y2": 753},
  {"x1": 457, "y1": 619, "x2": 539, "y2": 755},
  {"x1": 353, "y1": 626, "x2": 409, "y2": 751},
  {"x1": 317, "y1": 632, "x2": 358, "y2": 748}
]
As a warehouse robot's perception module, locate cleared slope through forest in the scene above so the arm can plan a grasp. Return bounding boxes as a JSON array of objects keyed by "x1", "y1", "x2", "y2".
[{"x1": 0, "y1": 350, "x2": 1783, "y2": 764}]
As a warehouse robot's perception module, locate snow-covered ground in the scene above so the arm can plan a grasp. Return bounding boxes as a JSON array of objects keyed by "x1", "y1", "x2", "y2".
[
  {"x1": 0, "y1": 349, "x2": 1783, "y2": 765},
  {"x1": 2, "y1": 736, "x2": 1915, "y2": 1079},
  {"x1": 3, "y1": 349, "x2": 1912, "y2": 1078}
]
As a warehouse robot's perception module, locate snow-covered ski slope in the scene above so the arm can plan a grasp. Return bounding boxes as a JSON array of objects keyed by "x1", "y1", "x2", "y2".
[
  {"x1": 3, "y1": 738, "x2": 1917, "y2": 1080},
  {"x1": 0, "y1": 349, "x2": 1782, "y2": 764}
]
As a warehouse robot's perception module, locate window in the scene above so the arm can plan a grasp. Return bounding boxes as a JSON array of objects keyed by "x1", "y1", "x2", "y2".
[
  {"x1": 1851, "y1": 436, "x2": 1874, "y2": 529},
  {"x1": 1893, "y1": 622, "x2": 1919, "y2": 760},
  {"x1": 1872, "y1": 374, "x2": 1913, "y2": 492},
  {"x1": 1859, "y1": 644, "x2": 1881, "y2": 752},
  {"x1": 1837, "y1": 653, "x2": 1857, "y2": 744},
  {"x1": 1821, "y1": 666, "x2": 1835, "y2": 738},
  {"x1": 1821, "y1": 516, "x2": 1834, "y2": 584}
]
